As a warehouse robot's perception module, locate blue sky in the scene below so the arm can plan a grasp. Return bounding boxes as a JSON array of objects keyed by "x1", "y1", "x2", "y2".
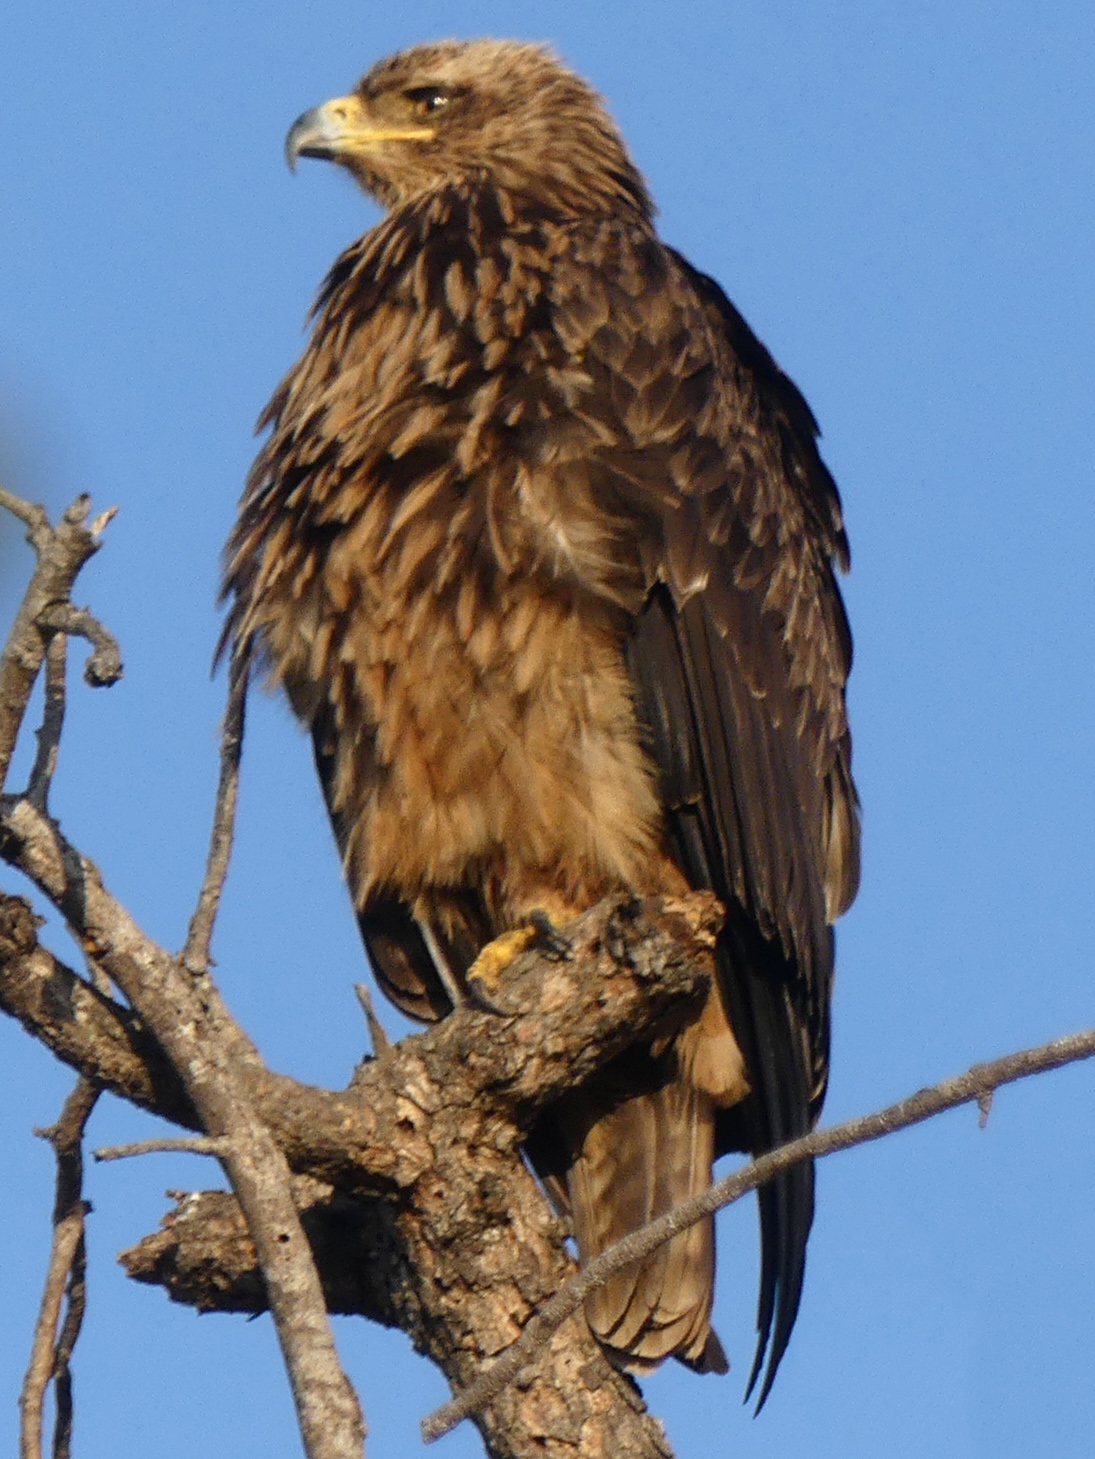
[{"x1": 1, "y1": 3, "x2": 1093, "y2": 1456}]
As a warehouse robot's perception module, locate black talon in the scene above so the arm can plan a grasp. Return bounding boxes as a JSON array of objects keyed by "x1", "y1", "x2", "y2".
[
  {"x1": 465, "y1": 973, "x2": 510, "y2": 1016},
  {"x1": 527, "y1": 910, "x2": 573, "y2": 960}
]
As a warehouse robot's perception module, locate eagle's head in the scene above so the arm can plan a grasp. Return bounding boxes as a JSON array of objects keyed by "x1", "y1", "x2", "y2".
[{"x1": 285, "y1": 39, "x2": 653, "y2": 220}]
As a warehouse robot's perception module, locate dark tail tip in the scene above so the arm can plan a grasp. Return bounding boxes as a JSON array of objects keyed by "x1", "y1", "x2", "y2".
[{"x1": 744, "y1": 1157, "x2": 813, "y2": 1412}]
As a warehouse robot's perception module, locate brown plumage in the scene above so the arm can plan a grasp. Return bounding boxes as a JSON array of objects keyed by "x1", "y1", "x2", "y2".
[{"x1": 223, "y1": 39, "x2": 859, "y2": 1403}]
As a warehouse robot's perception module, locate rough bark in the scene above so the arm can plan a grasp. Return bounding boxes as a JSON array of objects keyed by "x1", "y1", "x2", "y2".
[{"x1": 120, "y1": 1180, "x2": 397, "y2": 1323}]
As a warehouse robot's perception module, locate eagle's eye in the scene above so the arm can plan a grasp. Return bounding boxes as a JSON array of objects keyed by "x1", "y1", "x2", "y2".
[{"x1": 404, "y1": 87, "x2": 451, "y2": 119}]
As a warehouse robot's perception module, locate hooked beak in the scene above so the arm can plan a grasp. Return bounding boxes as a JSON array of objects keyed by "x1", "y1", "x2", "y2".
[{"x1": 285, "y1": 95, "x2": 434, "y2": 171}]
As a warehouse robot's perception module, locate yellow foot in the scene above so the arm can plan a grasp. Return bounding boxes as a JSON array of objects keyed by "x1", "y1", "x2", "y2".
[{"x1": 466, "y1": 914, "x2": 571, "y2": 1012}]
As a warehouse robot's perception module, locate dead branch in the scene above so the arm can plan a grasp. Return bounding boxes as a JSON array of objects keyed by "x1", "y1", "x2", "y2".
[
  {"x1": 27, "y1": 635, "x2": 67, "y2": 811},
  {"x1": 181, "y1": 649, "x2": 247, "y2": 975},
  {"x1": 0, "y1": 487, "x2": 49, "y2": 535},
  {"x1": 93, "y1": 1137, "x2": 231, "y2": 1162},
  {"x1": 0, "y1": 839, "x2": 718, "y2": 1188},
  {"x1": 0, "y1": 491, "x2": 120, "y2": 793},
  {"x1": 19, "y1": 1078, "x2": 99, "y2": 1459},
  {"x1": 0, "y1": 893, "x2": 199, "y2": 1127},
  {"x1": 96, "y1": 1003, "x2": 1095, "y2": 1450},
  {"x1": 18, "y1": 620, "x2": 110, "y2": 1459},
  {"x1": 119, "y1": 1179, "x2": 402, "y2": 1327},
  {"x1": 34, "y1": 604, "x2": 122, "y2": 689},
  {"x1": 1, "y1": 800, "x2": 366, "y2": 1459},
  {"x1": 353, "y1": 983, "x2": 392, "y2": 1060}
]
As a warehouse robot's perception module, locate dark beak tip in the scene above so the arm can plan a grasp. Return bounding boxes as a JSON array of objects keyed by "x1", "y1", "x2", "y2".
[{"x1": 284, "y1": 107, "x2": 320, "y2": 173}]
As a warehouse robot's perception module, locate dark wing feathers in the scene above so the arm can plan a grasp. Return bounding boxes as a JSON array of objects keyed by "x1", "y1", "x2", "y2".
[
  {"x1": 628, "y1": 591, "x2": 820, "y2": 1404},
  {"x1": 561, "y1": 228, "x2": 857, "y2": 1401}
]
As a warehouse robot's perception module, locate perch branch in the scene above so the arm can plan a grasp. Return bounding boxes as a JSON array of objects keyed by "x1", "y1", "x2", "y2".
[{"x1": 0, "y1": 828, "x2": 718, "y2": 1189}]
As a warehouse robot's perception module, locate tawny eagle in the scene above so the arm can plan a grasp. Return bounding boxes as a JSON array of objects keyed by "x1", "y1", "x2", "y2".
[{"x1": 223, "y1": 39, "x2": 859, "y2": 1404}]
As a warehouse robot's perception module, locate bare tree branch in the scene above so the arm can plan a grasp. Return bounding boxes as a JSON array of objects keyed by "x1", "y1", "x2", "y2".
[
  {"x1": 19, "y1": 1078, "x2": 99, "y2": 1459},
  {"x1": 1, "y1": 804, "x2": 366, "y2": 1459},
  {"x1": 0, "y1": 487, "x2": 50, "y2": 536},
  {"x1": 0, "y1": 492, "x2": 119, "y2": 794},
  {"x1": 0, "y1": 836, "x2": 719, "y2": 1186},
  {"x1": 119, "y1": 1180, "x2": 402, "y2": 1327},
  {"x1": 181, "y1": 649, "x2": 247, "y2": 975},
  {"x1": 93, "y1": 1137, "x2": 231, "y2": 1162},
  {"x1": 423, "y1": 1025, "x2": 1095, "y2": 1442},
  {"x1": 35, "y1": 604, "x2": 122, "y2": 690},
  {"x1": 0, "y1": 893, "x2": 199, "y2": 1127},
  {"x1": 18, "y1": 639, "x2": 115, "y2": 1459},
  {"x1": 27, "y1": 636, "x2": 67, "y2": 811},
  {"x1": 352, "y1": 983, "x2": 391, "y2": 1061}
]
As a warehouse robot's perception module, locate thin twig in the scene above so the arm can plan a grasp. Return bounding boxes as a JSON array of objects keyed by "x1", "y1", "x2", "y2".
[
  {"x1": 48, "y1": 1220, "x2": 86, "y2": 1459},
  {"x1": 0, "y1": 486, "x2": 50, "y2": 539},
  {"x1": 422, "y1": 1026, "x2": 1095, "y2": 1443},
  {"x1": 19, "y1": 1078, "x2": 100, "y2": 1459},
  {"x1": 353, "y1": 983, "x2": 392, "y2": 1058},
  {"x1": 43, "y1": 1073, "x2": 103, "y2": 1459},
  {"x1": 93, "y1": 1136, "x2": 231, "y2": 1163},
  {"x1": 27, "y1": 636, "x2": 67, "y2": 812},
  {"x1": 181, "y1": 651, "x2": 247, "y2": 975},
  {"x1": 36, "y1": 605, "x2": 122, "y2": 689}
]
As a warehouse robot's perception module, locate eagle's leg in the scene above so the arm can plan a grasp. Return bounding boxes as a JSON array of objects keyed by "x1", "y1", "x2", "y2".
[{"x1": 418, "y1": 920, "x2": 474, "y2": 1011}]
